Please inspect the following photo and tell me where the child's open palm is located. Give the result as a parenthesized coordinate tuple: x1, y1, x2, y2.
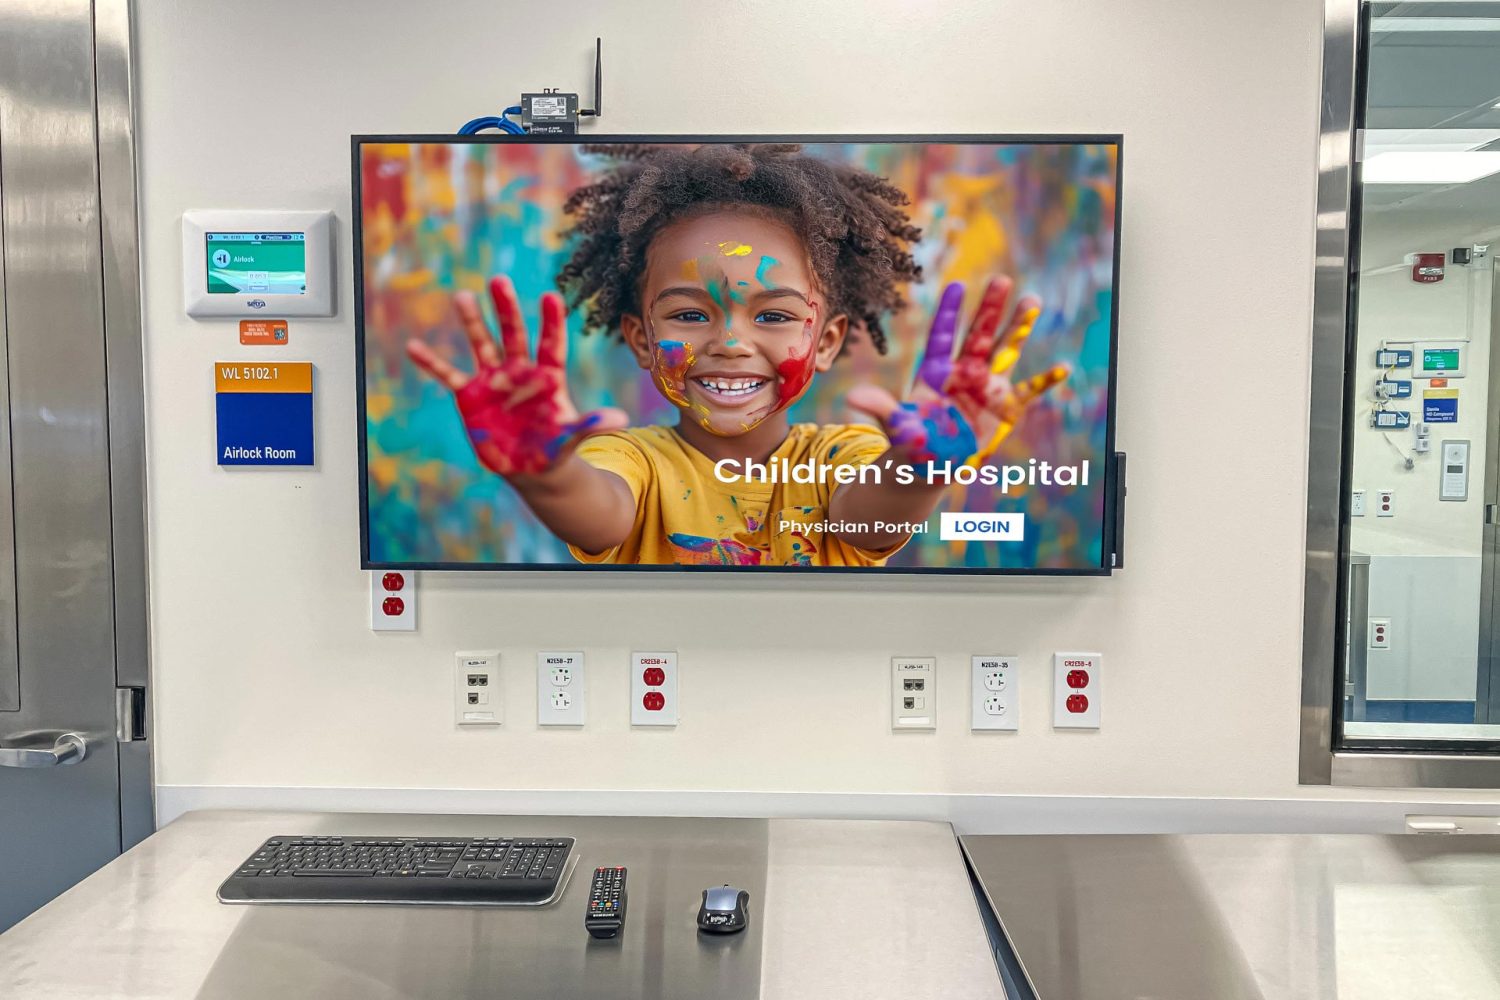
(848, 277, 1069, 468)
(406, 276, 628, 478)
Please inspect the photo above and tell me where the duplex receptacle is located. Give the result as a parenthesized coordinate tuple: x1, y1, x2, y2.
(971, 656, 1017, 732)
(631, 651, 678, 727)
(537, 651, 585, 726)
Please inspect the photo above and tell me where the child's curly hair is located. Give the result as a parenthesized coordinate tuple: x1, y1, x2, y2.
(556, 143, 923, 355)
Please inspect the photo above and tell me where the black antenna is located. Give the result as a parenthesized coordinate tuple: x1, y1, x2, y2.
(580, 37, 602, 117)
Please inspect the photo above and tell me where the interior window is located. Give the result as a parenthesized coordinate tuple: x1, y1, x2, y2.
(1341, 2, 1500, 745)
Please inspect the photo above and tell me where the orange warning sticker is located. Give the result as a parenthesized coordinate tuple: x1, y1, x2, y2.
(1430, 378, 1449, 388)
(239, 319, 289, 346)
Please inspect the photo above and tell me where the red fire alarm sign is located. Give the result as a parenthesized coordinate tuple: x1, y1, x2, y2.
(1411, 252, 1445, 283)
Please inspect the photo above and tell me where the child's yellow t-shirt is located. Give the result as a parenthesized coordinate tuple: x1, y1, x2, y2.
(569, 423, 899, 567)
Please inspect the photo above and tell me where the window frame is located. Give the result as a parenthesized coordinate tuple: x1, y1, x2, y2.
(1301, 0, 1500, 786)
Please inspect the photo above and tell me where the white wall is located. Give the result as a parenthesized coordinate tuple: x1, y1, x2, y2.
(135, 0, 1500, 824)
(1350, 214, 1497, 558)
(1348, 208, 1500, 702)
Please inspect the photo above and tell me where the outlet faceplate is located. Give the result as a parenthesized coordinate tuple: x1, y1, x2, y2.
(455, 651, 500, 726)
(371, 570, 416, 631)
(631, 651, 678, 727)
(971, 655, 1018, 731)
(1053, 652, 1101, 729)
(892, 657, 936, 731)
(537, 651, 585, 726)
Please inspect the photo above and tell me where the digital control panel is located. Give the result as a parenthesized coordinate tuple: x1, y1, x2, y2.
(183, 209, 334, 317)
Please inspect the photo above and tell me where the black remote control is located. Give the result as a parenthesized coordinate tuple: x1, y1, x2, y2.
(585, 866, 627, 938)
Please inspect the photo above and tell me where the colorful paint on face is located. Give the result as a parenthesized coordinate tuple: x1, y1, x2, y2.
(886, 400, 979, 467)
(754, 255, 780, 288)
(667, 532, 763, 566)
(651, 337, 696, 408)
(768, 304, 819, 415)
(704, 280, 729, 314)
(655, 251, 821, 437)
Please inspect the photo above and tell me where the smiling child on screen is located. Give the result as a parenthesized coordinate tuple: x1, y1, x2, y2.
(406, 143, 1066, 567)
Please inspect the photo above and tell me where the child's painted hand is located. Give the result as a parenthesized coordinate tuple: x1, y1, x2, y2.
(407, 276, 628, 478)
(847, 277, 1069, 469)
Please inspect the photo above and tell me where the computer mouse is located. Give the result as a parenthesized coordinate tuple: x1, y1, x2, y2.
(697, 884, 750, 934)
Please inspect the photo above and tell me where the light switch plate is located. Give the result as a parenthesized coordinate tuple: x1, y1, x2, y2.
(455, 651, 500, 726)
(631, 651, 678, 727)
(537, 651, 585, 726)
(971, 655, 1018, 731)
(1053, 652, 1101, 729)
(892, 657, 936, 731)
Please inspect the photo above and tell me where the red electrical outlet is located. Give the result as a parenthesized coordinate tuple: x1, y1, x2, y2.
(1054, 653, 1102, 729)
(631, 652, 678, 726)
(371, 570, 416, 631)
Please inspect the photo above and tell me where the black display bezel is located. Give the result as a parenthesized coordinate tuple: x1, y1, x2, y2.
(352, 133, 1124, 576)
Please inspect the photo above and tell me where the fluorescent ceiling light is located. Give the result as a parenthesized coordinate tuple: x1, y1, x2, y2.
(1363, 151, 1500, 185)
(1371, 17, 1500, 32)
(1361, 129, 1500, 156)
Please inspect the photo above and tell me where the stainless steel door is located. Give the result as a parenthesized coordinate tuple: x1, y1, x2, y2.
(0, 0, 152, 932)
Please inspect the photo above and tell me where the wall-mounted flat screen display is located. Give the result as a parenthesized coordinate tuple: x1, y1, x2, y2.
(355, 135, 1122, 574)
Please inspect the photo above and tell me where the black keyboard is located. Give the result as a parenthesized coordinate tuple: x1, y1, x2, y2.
(217, 835, 577, 906)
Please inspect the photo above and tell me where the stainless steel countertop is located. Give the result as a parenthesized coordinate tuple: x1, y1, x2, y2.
(962, 832, 1500, 1000)
(0, 810, 1000, 999)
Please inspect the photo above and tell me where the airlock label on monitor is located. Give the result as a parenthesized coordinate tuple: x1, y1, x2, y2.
(940, 513, 1025, 542)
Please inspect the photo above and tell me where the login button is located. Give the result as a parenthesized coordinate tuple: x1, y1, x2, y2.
(939, 513, 1025, 542)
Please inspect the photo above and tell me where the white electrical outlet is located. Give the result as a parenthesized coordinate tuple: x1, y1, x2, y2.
(1368, 618, 1391, 650)
(370, 570, 415, 631)
(1350, 489, 1366, 517)
(892, 657, 936, 731)
(1053, 652, 1101, 729)
(631, 651, 678, 727)
(537, 651, 585, 726)
(971, 655, 1018, 732)
(455, 651, 500, 726)
(1377, 489, 1395, 517)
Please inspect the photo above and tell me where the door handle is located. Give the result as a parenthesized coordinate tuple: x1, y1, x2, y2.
(0, 732, 88, 768)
